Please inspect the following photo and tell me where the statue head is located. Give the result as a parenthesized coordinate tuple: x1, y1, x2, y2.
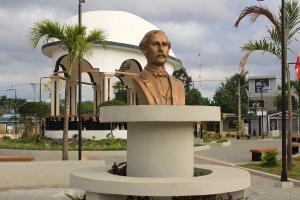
(139, 30, 171, 67)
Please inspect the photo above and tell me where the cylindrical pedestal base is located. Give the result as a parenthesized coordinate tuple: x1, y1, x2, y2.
(127, 122, 193, 177)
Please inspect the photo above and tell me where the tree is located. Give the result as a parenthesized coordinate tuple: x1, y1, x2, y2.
(19, 102, 50, 139)
(113, 81, 127, 104)
(80, 101, 94, 114)
(291, 79, 300, 108)
(185, 88, 210, 105)
(30, 19, 107, 160)
(173, 67, 192, 92)
(213, 73, 248, 117)
(234, 0, 300, 170)
(173, 67, 208, 105)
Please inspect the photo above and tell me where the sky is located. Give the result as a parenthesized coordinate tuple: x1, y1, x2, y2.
(0, 0, 298, 102)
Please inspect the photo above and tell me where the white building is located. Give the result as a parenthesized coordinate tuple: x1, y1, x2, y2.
(41, 10, 182, 138)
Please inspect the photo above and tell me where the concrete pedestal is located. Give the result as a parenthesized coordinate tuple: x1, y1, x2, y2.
(70, 106, 251, 199)
(100, 105, 220, 178)
(127, 122, 193, 177)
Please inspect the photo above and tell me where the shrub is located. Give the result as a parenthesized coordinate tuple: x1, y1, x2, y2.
(1, 135, 11, 141)
(261, 152, 277, 167)
(225, 132, 232, 137)
(216, 138, 228, 143)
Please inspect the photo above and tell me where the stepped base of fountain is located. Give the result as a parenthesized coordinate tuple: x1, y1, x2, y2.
(70, 106, 250, 200)
(70, 164, 250, 200)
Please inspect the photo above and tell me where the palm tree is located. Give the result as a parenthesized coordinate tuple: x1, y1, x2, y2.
(234, 0, 300, 170)
(30, 19, 107, 160)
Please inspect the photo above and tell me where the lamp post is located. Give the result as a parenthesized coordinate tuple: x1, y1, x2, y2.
(78, 0, 85, 161)
(6, 89, 17, 135)
(237, 79, 241, 139)
(280, 0, 288, 182)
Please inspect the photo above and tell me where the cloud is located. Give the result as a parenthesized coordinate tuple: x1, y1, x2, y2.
(0, 0, 297, 101)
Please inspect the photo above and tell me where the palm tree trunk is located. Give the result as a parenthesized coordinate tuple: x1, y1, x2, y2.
(286, 66, 293, 170)
(62, 77, 71, 160)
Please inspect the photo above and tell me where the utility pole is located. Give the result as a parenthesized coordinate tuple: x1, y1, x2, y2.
(30, 83, 38, 102)
(237, 80, 241, 139)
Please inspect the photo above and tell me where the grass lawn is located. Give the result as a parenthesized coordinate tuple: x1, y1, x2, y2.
(240, 156, 300, 181)
(0, 137, 127, 151)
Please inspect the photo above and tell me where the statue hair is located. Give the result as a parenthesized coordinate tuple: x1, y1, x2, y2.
(139, 30, 171, 52)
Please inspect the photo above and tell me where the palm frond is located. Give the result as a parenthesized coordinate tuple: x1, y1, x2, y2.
(86, 29, 107, 48)
(267, 27, 281, 46)
(234, 5, 281, 35)
(285, 0, 300, 44)
(241, 39, 281, 58)
(239, 52, 250, 74)
(29, 19, 64, 48)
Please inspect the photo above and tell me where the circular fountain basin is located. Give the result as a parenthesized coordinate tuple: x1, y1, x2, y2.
(70, 164, 250, 199)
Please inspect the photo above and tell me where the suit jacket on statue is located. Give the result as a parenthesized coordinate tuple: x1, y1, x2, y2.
(132, 67, 185, 105)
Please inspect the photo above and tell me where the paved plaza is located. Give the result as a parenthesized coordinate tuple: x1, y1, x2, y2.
(0, 138, 299, 200)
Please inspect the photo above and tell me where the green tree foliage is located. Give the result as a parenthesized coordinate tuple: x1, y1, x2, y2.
(185, 88, 210, 105)
(18, 102, 50, 139)
(0, 96, 26, 116)
(274, 93, 298, 111)
(291, 79, 300, 107)
(113, 81, 127, 104)
(79, 101, 94, 114)
(213, 73, 248, 116)
(173, 67, 209, 105)
(19, 102, 50, 119)
(172, 67, 192, 92)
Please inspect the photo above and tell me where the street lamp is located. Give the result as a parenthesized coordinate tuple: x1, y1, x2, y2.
(280, 0, 288, 183)
(6, 88, 17, 135)
(78, 0, 85, 161)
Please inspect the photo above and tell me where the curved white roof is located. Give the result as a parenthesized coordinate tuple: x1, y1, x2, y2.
(66, 10, 176, 57)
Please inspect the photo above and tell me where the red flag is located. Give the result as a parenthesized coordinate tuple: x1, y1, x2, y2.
(295, 55, 300, 79)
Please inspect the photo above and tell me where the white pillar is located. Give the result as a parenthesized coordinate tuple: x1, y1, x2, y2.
(99, 73, 114, 103)
(50, 75, 60, 116)
(93, 84, 101, 115)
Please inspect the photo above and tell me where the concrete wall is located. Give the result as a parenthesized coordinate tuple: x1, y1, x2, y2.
(0, 160, 105, 189)
(45, 129, 127, 139)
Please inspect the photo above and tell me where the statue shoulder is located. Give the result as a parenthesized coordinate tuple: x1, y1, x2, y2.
(170, 76, 184, 86)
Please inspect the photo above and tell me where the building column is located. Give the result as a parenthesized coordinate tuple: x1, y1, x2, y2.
(50, 75, 61, 116)
(127, 88, 136, 105)
(93, 84, 101, 115)
(99, 73, 114, 103)
(69, 80, 77, 117)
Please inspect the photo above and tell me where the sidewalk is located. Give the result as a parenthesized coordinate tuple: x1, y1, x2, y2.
(194, 138, 300, 200)
(0, 138, 299, 200)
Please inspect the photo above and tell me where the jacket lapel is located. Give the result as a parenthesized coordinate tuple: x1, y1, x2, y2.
(141, 71, 163, 104)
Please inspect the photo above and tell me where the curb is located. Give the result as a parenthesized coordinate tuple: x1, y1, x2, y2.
(235, 165, 300, 186)
(193, 145, 210, 152)
(194, 155, 300, 187)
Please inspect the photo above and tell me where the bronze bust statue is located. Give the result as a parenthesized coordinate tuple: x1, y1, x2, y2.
(132, 30, 185, 105)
